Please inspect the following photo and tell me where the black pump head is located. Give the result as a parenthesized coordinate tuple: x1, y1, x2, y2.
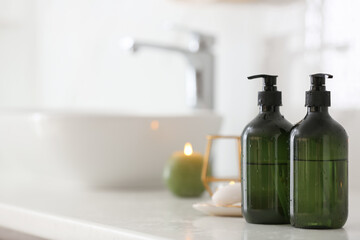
(247, 74, 282, 106)
(310, 73, 333, 90)
(248, 74, 278, 91)
(306, 73, 332, 107)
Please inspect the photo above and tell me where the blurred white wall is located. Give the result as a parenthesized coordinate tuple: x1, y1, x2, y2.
(0, 0, 40, 108)
(0, 0, 359, 190)
(0, 0, 306, 117)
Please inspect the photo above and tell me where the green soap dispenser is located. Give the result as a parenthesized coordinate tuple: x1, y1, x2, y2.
(290, 73, 348, 229)
(241, 74, 292, 224)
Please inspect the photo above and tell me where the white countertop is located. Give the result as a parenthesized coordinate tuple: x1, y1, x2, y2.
(0, 185, 358, 240)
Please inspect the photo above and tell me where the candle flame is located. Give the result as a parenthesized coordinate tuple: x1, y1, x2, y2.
(184, 142, 193, 156)
(229, 181, 235, 185)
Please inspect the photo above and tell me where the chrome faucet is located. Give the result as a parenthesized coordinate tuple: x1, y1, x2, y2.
(120, 27, 215, 110)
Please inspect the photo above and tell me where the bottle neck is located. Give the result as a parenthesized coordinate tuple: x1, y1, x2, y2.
(307, 106, 329, 114)
(259, 105, 280, 113)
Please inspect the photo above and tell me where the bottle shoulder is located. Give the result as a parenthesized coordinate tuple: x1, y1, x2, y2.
(242, 112, 293, 138)
(291, 113, 348, 139)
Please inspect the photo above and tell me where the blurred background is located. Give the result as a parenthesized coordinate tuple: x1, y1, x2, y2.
(0, 0, 359, 190)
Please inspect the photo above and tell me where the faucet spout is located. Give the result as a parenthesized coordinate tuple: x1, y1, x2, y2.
(120, 37, 189, 54)
(119, 31, 215, 110)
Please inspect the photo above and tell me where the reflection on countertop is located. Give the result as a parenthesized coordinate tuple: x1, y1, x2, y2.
(0, 184, 357, 240)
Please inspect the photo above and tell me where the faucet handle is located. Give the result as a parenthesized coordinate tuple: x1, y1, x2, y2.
(163, 23, 215, 51)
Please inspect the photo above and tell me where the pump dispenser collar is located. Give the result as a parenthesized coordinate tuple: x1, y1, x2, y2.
(248, 74, 282, 106)
(306, 73, 332, 107)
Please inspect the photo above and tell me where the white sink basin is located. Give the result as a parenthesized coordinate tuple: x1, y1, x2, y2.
(0, 110, 221, 188)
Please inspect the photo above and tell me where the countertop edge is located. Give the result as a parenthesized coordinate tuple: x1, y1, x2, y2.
(0, 202, 170, 240)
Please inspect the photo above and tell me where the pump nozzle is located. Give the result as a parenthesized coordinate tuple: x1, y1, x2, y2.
(248, 74, 278, 91)
(306, 73, 332, 107)
(247, 74, 281, 106)
(310, 73, 333, 87)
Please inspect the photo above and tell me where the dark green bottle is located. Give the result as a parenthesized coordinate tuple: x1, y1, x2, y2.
(290, 73, 348, 229)
(241, 74, 292, 224)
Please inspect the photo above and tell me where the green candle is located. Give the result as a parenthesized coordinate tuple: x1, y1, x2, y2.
(163, 143, 205, 197)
